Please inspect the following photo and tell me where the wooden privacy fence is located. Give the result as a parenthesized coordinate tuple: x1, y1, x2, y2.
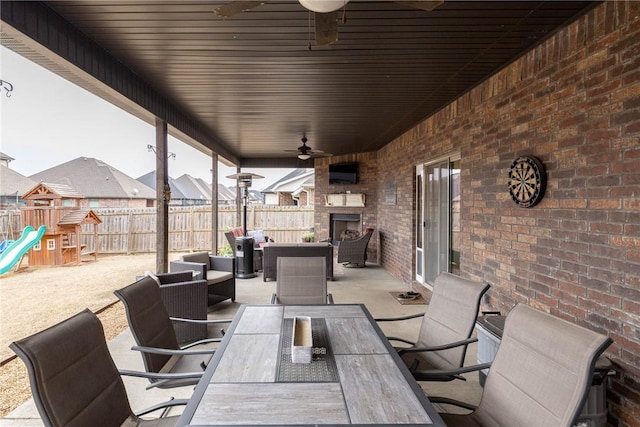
(0, 205, 314, 255)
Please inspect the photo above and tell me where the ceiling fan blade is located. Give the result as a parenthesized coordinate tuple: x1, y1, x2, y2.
(395, 1, 443, 12)
(315, 11, 339, 46)
(310, 151, 333, 158)
(214, 1, 265, 18)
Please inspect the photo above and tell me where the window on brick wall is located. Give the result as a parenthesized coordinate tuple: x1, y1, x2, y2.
(416, 155, 460, 287)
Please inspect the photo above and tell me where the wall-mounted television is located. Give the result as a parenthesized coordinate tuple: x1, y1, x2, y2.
(329, 162, 358, 184)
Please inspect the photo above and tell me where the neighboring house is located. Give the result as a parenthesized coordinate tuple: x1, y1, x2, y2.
(29, 157, 155, 208)
(228, 187, 264, 204)
(217, 184, 236, 205)
(262, 168, 314, 206)
(0, 153, 37, 207)
(138, 171, 237, 205)
(137, 171, 187, 206)
(174, 174, 212, 205)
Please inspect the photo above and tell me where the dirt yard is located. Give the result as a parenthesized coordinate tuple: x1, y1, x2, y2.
(0, 252, 185, 417)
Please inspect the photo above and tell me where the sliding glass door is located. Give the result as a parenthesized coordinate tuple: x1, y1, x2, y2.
(416, 155, 460, 287)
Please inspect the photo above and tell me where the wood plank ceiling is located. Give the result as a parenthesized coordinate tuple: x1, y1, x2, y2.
(36, 1, 596, 166)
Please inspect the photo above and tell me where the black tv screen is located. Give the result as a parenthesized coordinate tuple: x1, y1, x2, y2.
(329, 162, 358, 184)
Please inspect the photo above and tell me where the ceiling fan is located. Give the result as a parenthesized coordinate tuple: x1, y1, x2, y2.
(214, 1, 443, 47)
(285, 135, 331, 160)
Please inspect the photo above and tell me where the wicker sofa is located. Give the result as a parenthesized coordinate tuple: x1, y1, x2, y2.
(262, 242, 334, 282)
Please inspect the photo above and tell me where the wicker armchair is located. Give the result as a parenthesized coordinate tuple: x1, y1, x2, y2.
(337, 228, 374, 268)
(170, 252, 235, 306)
(155, 271, 208, 343)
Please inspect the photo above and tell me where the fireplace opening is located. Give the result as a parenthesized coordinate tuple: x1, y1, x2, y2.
(330, 214, 361, 246)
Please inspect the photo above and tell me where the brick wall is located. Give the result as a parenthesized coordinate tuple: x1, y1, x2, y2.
(314, 152, 379, 260)
(377, 2, 640, 425)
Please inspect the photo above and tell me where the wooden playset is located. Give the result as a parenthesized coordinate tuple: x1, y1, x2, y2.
(20, 182, 102, 266)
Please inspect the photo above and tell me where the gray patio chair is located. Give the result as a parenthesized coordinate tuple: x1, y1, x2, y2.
(424, 304, 613, 427)
(115, 277, 232, 390)
(10, 309, 188, 426)
(270, 256, 334, 304)
(337, 228, 373, 267)
(376, 272, 490, 381)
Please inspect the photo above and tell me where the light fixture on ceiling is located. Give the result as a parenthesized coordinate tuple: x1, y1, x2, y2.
(298, 153, 311, 160)
(298, 0, 349, 13)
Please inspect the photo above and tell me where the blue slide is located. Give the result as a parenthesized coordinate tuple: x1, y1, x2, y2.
(0, 225, 46, 275)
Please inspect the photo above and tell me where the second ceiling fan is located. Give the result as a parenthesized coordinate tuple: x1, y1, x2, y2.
(214, 1, 443, 47)
(285, 135, 331, 160)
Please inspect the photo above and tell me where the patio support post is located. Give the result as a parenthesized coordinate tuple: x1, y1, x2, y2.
(155, 118, 169, 273)
(211, 155, 218, 255)
(235, 166, 242, 227)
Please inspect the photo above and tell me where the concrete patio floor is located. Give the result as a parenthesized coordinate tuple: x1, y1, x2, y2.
(2, 262, 483, 425)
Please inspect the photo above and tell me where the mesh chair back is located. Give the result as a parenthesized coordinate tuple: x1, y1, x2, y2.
(275, 257, 327, 304)
(416, 272, 490, 371)
(474, 304, 612, 426)
(10, 309, 133, 427)
(115, 277, 180, 374)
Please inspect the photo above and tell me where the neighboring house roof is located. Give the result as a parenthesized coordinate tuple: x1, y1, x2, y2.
(0, 152, 15, 166)
(262, 168, 314, 194)
(230, 187, 264, 203)
(292, 175, 315, 198)
(174, 174, 212, 201)
(0, 164, 37, 197)
(137, 171, 239, 203)
(218, 184, 235, 202)
(30, 157, 155, 199)
(136, 171, 187, 199)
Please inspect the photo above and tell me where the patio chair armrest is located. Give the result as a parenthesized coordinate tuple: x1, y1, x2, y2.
(134, 398, 190, 417)
(180, 337, 224, 349)
(131, 345, 216, 356)
(428, 396, 478, 412)
(118, 369, 203, 381)
(375, 312, 425, 322)
(412, 361, 492, 381)
(327, 293, 334, 304)
(387, 336, 416, 346)
(169, 316, 232, 324)
(170, 260, 206, 278)
(397, 337, 478, 355)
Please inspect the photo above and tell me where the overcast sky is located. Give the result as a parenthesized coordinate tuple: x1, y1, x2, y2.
(0, 46, 290, 190)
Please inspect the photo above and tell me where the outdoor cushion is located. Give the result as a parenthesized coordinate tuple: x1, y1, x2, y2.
(206, 270, 233, 284)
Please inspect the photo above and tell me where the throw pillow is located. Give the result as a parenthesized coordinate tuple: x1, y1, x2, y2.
(248, 229, 266, 244)
(231, 227, 244, 237)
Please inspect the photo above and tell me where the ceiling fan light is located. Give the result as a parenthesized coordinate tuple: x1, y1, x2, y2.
(298, 153, 312, 160)
(298, 0, 349, 13)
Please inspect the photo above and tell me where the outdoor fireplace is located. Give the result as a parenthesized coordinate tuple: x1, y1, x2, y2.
(329, 214, 361, 245)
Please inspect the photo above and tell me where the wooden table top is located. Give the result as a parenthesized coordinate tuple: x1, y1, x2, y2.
(177, 304, 445, 426)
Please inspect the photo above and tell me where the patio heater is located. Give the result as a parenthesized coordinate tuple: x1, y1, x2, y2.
(227, 172, 263, 279)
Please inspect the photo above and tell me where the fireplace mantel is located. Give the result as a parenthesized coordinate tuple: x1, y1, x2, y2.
(325, 193, 365, 207)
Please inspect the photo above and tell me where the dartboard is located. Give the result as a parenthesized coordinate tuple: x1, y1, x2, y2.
(507, 156, 546, 208)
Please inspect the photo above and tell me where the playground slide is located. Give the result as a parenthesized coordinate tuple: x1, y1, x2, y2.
(0, 225, 47, 275)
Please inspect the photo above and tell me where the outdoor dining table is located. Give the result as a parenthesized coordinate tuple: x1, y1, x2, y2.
(176, 304, 446, 426)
